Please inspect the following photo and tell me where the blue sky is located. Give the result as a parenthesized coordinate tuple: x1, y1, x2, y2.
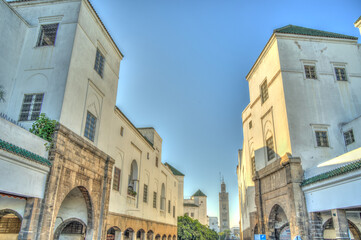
(90, 0, 361, 227)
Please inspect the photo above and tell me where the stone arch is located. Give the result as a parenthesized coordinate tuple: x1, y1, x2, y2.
(54, 186, 93, 240)
(54, 217, 86, 240)
(268, 204, 290, 240)
(323, 218, 361, 240)
(155, 234, 161, 240)
(160, 183, 166, 211)
(168, 234, 172, 240)
(147, 230, 154, 240)
(0, 209, 22, 236)
(124, 228, 135, 240)
(107, 226, 121, 240)
(253, 223, 259, 234)
(162, 234, 167, 240)
(173, 235, 176, 240)
(136, 228, 146, 240)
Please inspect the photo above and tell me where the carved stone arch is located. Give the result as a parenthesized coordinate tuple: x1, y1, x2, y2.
(147, 230, 154, 240)
(53, 217, 86, 240)
(162, 234, 167, 240)
(348, 219, 361, 240)
(136, 228, 146, 240)
(267, 204, 290, 240)
(173, 235, 176, 240)
(168, 234, 172, 240)
(155, 234, 161, 240)
(26, 73, 49, 90)
(0, 208, 23, 220)
(53, 186, 94, 239)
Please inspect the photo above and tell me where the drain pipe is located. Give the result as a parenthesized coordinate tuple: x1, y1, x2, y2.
(98, 156, 110, 240)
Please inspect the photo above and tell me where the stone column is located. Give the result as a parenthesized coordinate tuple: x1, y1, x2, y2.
(309, 212, 323, 240)
(18, 198, 42, 240)
(331, 209, 350, 240)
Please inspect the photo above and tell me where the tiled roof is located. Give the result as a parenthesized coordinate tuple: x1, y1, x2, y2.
(301, 159, 361, 186)
(192, 189, 206, 197)
(184, 203, 199, 208)
(165, 162, 184, 176)
(0, 138, 51, 166)
(274, 25, 358, 40)
(355, 16, 361, 24)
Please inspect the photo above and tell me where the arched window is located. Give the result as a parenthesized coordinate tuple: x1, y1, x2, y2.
(160, 183, 166, 211)
(128, 160, 138, 195)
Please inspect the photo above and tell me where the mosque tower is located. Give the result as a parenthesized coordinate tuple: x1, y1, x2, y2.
(219, 178, 230, 232)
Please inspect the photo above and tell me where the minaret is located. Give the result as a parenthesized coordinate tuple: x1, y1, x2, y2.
(219, 178, 230, 232)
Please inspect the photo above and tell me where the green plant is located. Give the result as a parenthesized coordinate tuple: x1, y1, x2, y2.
(127, 188, 137, 197)
(29, 113, 58, 150)
(178, 215, 218, 240)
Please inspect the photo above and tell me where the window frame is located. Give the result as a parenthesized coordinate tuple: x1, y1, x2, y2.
(304, 64, 317, 80)
(94, 48, 105, 78)
(260, 80, 269, 104)
(112, 167, 121, 191)
(19, 93, 44, 122)
(84, 111, 97, 142)
(36, 23, 59, 47)
(143, 184, 148, 203)
(332, 63, 348, 82)
(343, 129, 355, 146)
(315, 130, 329, 147)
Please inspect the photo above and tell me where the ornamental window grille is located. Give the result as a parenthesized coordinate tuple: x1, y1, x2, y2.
(343, 129, 355, 146)
(304, 65, 317, 79)
(315, 131, 329, 147)
(143, 184, 148, 203)
(94, 49, 105, 77)
(266, 136, 275, 161)
(260, 81, 269, 103)
(62, 221, 84, 234)
(84, 111, 96, 142)
(251, 156, 256, 175)
(0, 214, 21, 233)
(113, 167, 121, 191)
(335, 67, 347, 81)
(153, 192, 157, 208)
(37, 23, 59, 46)
(19, 93, 44, 121)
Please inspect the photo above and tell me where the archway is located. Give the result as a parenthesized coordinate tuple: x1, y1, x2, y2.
(124, 228, 135, 240)
(168, 234, 172, 240)
(0, 209, 22, 239)
(254, 224, 259, 235)
(173, 235, 176, 240)
(129, 160, 138, 193)
(136, 229, 145, 240)
(107, 226, 121, 240)
(54, 186, 93, 240)
(268, 205, 290, 240)
(147, 230, 154, 240)
(162, 234, 167, 240)
(323, 218, 361, 240)
(155, 234, 161, 240)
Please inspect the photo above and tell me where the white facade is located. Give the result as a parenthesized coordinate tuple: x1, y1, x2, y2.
(0, 0, 184, 237)
(183, 190, 208, 226)
(238, 21, 361, 239)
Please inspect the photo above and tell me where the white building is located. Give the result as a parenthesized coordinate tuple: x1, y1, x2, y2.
(209, 217, 219, 232)
(237, 20, 361, 240)
(183, 189, 208, 226)
(0, 0, 184, 239)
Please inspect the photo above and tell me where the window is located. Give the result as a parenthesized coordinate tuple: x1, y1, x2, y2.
(147, 152, 149, 159)
(173, 206, 175, 218)
(143, 184, 148, 203)
(335, 67, 347, 81)
(0, 214, 21, 233)
(168, 200, 171, 213)
(344, 129, 355, 146)
(84, 111, 97, 141)
(155, 157, 159, 167)
(315, 131, 329, 147)
(191, 213, 194, 217)
(19, 93, 44, 121)
(37, 23, 59, 46)
(249, 121, 252, 129)
(94, 48, 105, 77)
(304, 65, 317, 79)
(62, 221, 84, 234)
(153, 192, 157, 208)
(120, 126, 124, 136)
(266, 136, 275, 161)
(112, 167, 121, 191)
(260, 81, 268, 103)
